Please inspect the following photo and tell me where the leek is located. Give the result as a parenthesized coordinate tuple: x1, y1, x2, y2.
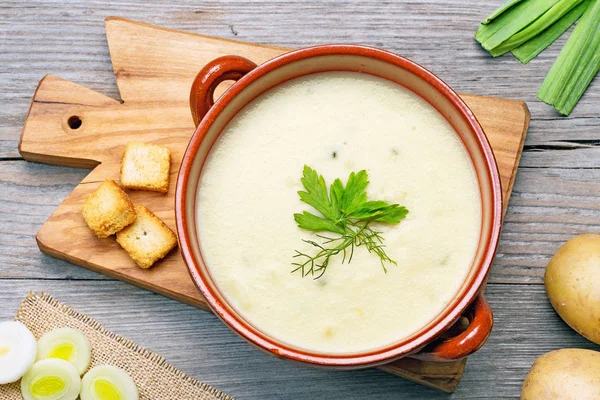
(482, 0, 528, 24)
(21, 359, 81, 400)
(36, 328, 92, 376)
(476, 0, 561, 51)
(538, 0, 600, 115)
(80, 365, 139, 400)
(490, 0, 586, 57)
(512, 0, 590, 63)
(0, 321, 37, 384)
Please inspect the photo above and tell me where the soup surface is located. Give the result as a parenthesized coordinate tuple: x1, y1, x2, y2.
(196, 72, 482, 354)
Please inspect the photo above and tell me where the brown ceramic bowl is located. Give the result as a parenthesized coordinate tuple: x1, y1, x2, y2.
(175, 45, 502, 368)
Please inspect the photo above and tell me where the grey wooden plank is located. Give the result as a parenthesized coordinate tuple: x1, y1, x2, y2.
(2, 160, 599, 283)
(0, 280, 596, 399)
(1, 2, 599, 399)
(0, 161, 110, 279)
(1, 0, 599, 164)
(520, 117, 600, 168)
(496, 166, 600, 283)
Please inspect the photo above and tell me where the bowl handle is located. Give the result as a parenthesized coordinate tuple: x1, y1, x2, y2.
(411, 293, 493, 362)
(189, 55, 258, 126)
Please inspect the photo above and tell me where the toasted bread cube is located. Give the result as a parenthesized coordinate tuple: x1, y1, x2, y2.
(120, 142, 171, 193)
(116, 205, 177, 268)
(82, 180, 137, 238)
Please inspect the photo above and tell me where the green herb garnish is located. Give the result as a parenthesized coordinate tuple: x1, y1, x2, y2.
(292, 165, 408, 279)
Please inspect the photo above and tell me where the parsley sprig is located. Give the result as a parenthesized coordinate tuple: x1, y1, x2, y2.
(293, 165, 408, 279)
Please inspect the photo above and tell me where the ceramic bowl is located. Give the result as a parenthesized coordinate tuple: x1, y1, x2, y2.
(175, 45, 502, 368)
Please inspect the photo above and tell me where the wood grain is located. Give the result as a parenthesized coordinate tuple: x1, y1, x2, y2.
(0, 281, 597, 399)
(4, 164, 599, 283)
(16, 18, 530, 392)
(21, 19, 526, 310)
(2, 1, 599, 399)
(1, 0, 598, 160)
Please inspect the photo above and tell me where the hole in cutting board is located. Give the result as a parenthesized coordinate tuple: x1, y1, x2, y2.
(67, 115, 82, 130)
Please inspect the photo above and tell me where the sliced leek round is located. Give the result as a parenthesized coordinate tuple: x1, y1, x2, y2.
(80, 365, 139, 400)
(0, 320, 37, 384)
(21, 358, 81, 400)
(37, 327, 91, 375)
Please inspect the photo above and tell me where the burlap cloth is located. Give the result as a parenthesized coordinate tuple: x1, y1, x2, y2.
(0, 292, 234, 400)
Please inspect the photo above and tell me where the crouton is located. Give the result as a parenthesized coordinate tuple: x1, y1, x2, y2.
(116, 205, 177, 268)
(120, 142, 171, 193)
(82, 180, 137, 238)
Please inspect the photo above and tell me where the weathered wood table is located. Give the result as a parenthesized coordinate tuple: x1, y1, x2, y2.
(1, 1, 598, 398)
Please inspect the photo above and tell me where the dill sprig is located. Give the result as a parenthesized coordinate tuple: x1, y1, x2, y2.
(292, 166, 408, 279)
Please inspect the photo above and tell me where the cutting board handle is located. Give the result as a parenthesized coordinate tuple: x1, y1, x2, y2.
(19, 75, 123, 168)
(413, 294, 493, 362)
(190, 56, 258, 126)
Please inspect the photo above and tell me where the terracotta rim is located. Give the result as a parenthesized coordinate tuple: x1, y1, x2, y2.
(176, 45, 503, 368)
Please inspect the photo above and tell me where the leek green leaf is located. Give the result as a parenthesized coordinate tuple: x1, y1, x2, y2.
(538, 0, 600, 115)
(482, 0, 528, 24)
(490, 0, 586, 56)
(476, 0, 561, 51)
(512, 0, 590, 63)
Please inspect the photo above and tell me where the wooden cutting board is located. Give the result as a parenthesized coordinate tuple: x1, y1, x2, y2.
(19, 17, 529, 393)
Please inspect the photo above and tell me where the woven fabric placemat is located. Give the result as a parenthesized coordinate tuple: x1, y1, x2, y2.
(0, 292, 234, 400)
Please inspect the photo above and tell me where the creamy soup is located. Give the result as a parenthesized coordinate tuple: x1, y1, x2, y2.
(196, 72, 481, 354)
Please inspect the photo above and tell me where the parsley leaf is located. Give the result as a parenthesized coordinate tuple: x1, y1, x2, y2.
(293, 165, 409, 278)
(351, 201, 409, 223)
(294, 211, 346, 235)
(297, 166, 341, 223)
(339, 170, 369, 215)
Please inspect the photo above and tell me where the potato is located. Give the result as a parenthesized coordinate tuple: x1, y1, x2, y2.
(521, 349, 600, 400)
(545, 234, 600, 344)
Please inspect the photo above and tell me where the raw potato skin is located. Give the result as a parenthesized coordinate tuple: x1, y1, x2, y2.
(521, 349, 600, 400)
(545, 234, 600, 345)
